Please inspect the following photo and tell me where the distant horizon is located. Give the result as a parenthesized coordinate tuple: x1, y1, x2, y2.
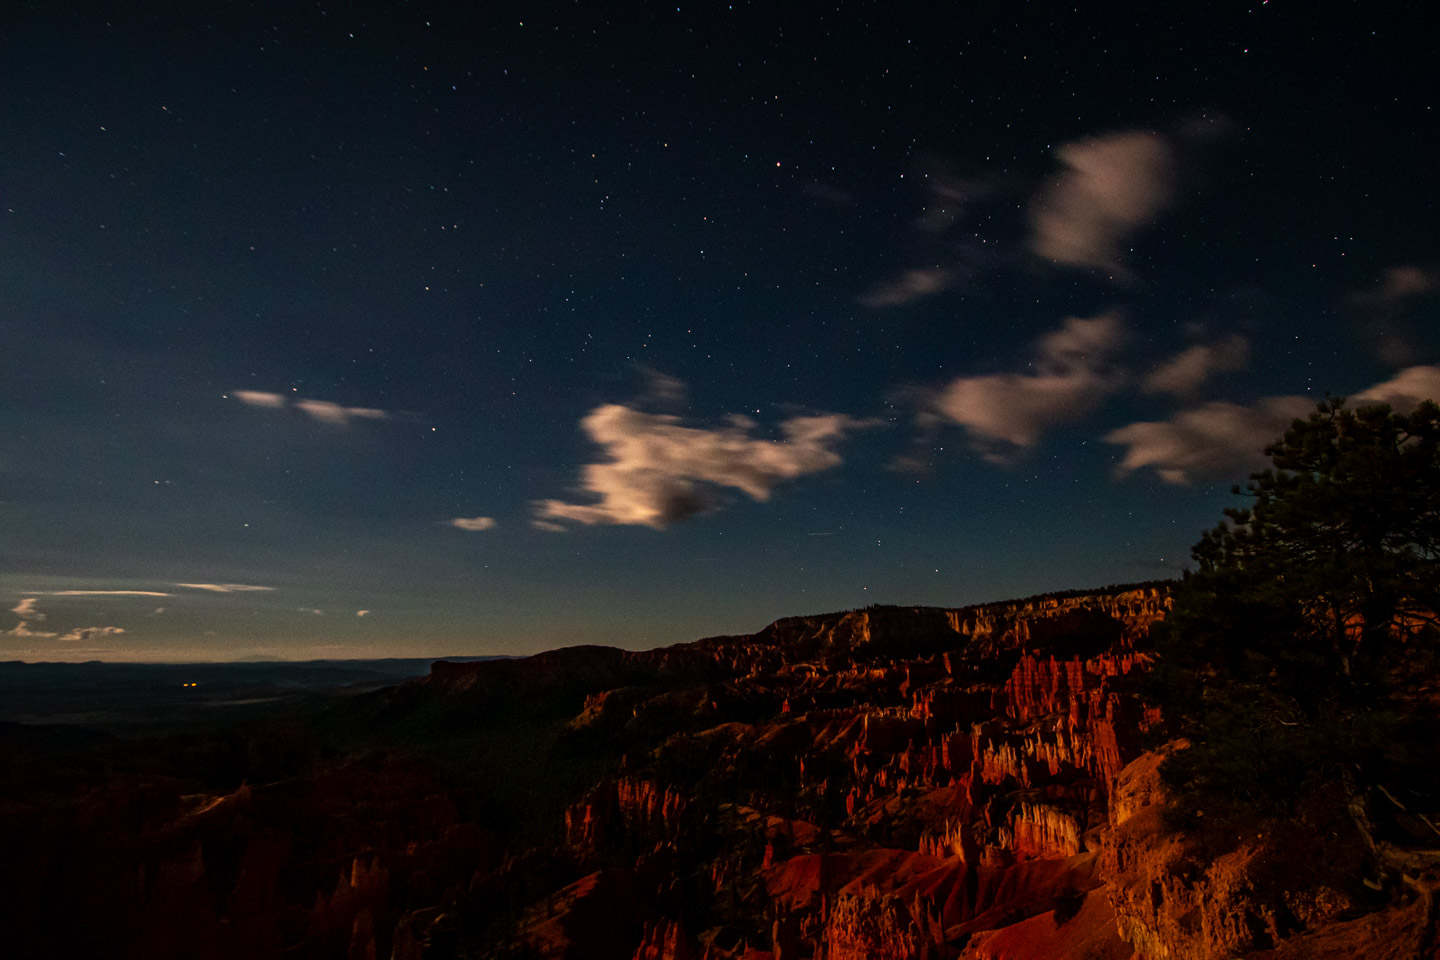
(1, 577, 1174, 664)
(0, 653, 514, 667)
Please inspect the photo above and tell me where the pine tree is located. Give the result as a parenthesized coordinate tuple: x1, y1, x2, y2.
(1156, 398, 1440, 821)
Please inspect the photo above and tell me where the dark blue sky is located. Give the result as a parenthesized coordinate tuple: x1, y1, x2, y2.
(3, 2, 1437, 661)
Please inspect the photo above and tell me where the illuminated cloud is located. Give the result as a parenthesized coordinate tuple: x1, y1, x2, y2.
(230, 390, 391, 425)
(3, 599, 124, 642)
(233, 390, 287, 408)
(1354, 365, 1440, 410)
(293, 398, 389, 426)
(57, 625, 126, 642)
(356, 609, 370, 617)
(4, 620, 57, 639)
(5, 598, 57, 638)
(534, 403, 870, 529)
(1143, 336, 1250, 396)
(450, 516, 498, 532)
(1105, 397, 1315, 485)
(1030, 131, 1174, 274)
(858, 267, 954, 308)
(932, 312, 1127, 462)
(12, 598, 44, 620)
(1106, 365, 1440, 484)
(175, 583, 276, 593)
(46, 590, 171, 597)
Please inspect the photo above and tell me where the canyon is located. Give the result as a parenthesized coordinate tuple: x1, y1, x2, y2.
(3, 584, 1435, 958)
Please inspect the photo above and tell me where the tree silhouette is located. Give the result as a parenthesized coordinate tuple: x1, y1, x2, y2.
(1156, 398, 1440, 824)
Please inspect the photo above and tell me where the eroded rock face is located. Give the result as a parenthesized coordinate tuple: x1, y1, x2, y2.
(432, 583, 1430, 960)
(16, 582, 1415, 959)
(1100, 744, 1395, 960)
(418, 587, 1175, 958)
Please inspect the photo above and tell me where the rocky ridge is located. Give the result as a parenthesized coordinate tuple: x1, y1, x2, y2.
(401, 583, 1432, 959)
(8, 583, 1432, 959)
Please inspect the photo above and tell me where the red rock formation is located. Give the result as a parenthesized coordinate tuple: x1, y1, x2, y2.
(631, 917, 694, 960)
(54, 582, 1412, 960)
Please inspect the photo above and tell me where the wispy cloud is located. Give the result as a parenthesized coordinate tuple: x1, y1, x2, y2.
(4, 598, 124, 643)
(930, 312, 1127, 462)
(858, 267, 955, 308)
(1355, 365, 1440, 411)
(1106, 365, 1440, 484)
(1029, 131, 1175, 275)
(175, 583, 276, 593)
(1364, 265, 1439, 307)
(4, 620, 57, 639)
(450, 516, 498, 532)
(46, 590, 171, 597)
(57, 626, 126, 642)
(230, 390, 391, 426)
(534, 402, 871, 529)
(1350, 266, 1440, 367)
(1105, 397, 1315, 485)
(12, 598, 44, 620)
(636, 366, 689, 406)
(4, 598, 57, 639)
(293, 399, 389, 426)
(233, 390, 287, 408)
(1143, 336, 1250, 396)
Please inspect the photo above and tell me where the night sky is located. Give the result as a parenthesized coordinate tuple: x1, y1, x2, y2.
(3, 2, 1437, 661)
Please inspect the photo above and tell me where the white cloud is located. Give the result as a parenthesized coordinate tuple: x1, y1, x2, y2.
(1030, 131, 1175, 274)
(932, 312, 1127, 461)
(1105, 365, 1440, 484)
(1353, 365, 1440, 411)
(175, 583, 275, 593)
(1105, 396, 1315, 485)
(4, 599, 131, 644)
(638, 366, 689, 405)
(4, 620, 57, 639)
(5, 599, 56, 638)
(1143, 336, 1250, 396)
(57, 626, 125, 642)
(450, 516, 498, 532)
(231, 390, 391, 426)
(11, 598, 44, 620)
(46, 590, 170, 597)
(233, 390, 287, 408)
(293, 398, 390, 426)
(534, 402, 870, 529)
(858, 267, 954, 308)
